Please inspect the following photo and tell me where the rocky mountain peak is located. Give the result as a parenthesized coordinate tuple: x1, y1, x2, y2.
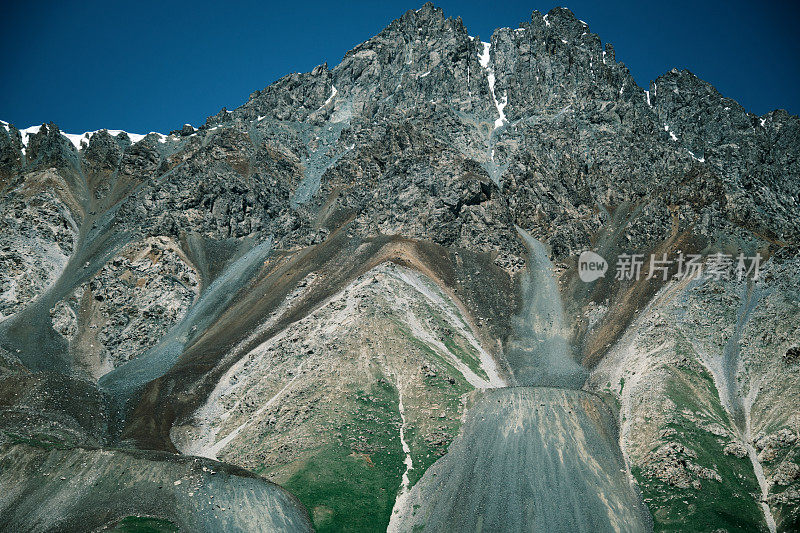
(397, 2, 447, 28)
(533, 7, 590, 37)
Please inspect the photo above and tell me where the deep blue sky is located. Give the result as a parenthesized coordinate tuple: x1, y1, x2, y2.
(2, 1, 798, 134)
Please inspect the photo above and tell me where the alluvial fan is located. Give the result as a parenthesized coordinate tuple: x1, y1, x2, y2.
(389, 387, 651, 533)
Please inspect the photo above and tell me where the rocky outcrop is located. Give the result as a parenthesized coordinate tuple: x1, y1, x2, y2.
(169, 262, 506, 530)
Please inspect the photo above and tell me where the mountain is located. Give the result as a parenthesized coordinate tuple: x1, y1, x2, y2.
(1, 4, 798, 532)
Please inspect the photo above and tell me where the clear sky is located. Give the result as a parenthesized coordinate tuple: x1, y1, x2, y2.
(2, 0, 798, 134)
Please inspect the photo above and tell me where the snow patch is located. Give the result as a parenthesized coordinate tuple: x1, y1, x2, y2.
(493, 92, 508, 129)
(478, 41, 491, 68)
(324, 85, 337, 106)
(663, 124, 678, 142)
(10, 121, 160, 153)
(687, 150, 705, 163)
(477, 42, 508, 130)
(19, 125, 42, 155)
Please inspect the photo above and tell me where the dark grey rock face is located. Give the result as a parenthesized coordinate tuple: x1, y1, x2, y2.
(390, 387, 651, 532)
(0, 371, 107, 448)
(1, 6, 795, 280)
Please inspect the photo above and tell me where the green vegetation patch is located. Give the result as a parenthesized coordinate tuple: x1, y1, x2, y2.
(107, 516, 179, 533)
(280, 378, 405, 532)
(402, 381, 469, 487)
(5, 431, 71, 450)
(634, 362, 766, 532)
(633, 463, 764, 533)
(424, 305, 488, 381)
(391, 319, 471, 391)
